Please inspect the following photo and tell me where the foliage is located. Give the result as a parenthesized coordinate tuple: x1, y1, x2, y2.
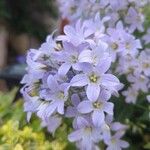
(0, 0, 58, 40)
(0, 89, 71, 150)
(0, 86, 149, 150)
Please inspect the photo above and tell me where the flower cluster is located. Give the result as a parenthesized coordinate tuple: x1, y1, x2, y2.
(57, 0, 150, 105)
(57, 0, 148, 32)
(21, 0, 150, 150)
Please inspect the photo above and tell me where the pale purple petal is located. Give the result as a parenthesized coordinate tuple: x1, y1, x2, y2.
(58, 63, 71, 76)
(71, 94, 80, 106)
(97, 58, 111, 74)
(87, 84, 100, 101)
(57, 101, 65, 114)
(27, 112, 32, 122)
(76, 116, 89, 128)
(77, 101, 93, 113)
(78, 50, 92, 63)
(56, 35, 68, 41)
(99, 89, 111, 101)
(71, 74, 88, 86)
(72, 63, 82, 71)
(66, 106, 77, 117)
(45, 103, 57, 117)
(47, 75, 58, 91)
(46, 116, 62, 135)
(119, 140, 129, 148)
(111, 122, 128, 131)
(82, 136, 93, 150)
(101, 74, 120, 86)
(64, 25, 76, 37)
(80, 63, 93, 73)
(103, 102, 114, 115)
(68, 130, 82, 142)
(92, 110, 104, 127)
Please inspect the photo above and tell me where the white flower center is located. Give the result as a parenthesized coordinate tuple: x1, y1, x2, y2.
(143, 63, 150, 68)
(125, 42, 131, 50)
(57, 91, 65, 100)
(111, 42, 118, 50)
(84, 127, 92, 135)
(93, 102, 103, 109)
(70, 55, 77, 63)
(89, 74, 99, 83)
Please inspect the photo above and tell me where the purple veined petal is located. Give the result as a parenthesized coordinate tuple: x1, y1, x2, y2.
(111, 122, 128, 131)
(85, 39, 96, 46)
(84, 29, 94, 38)
(77, 101, 93, 114)
(77, 43, 89, 52)
(79, 63, 93, 74)
(76, 116, 89, 128)
(57, 101, 65, 114)
(114, 131, 125, 139)
(119, 140, 129, 148)
(107, 146, 121, 150)
(101, 74, 120, 86)
(86, 84, 100, 101)
(63, 42, 74, 53)
(72, 63, 82, 71)
(21, 74, 30, 84)
(75, 19, 82, 33)
(45, 103, 57, 117)
(105, 114, 113, 125)
(60, 83, 70, 97)
(116, 21, 124, 30)
(91, 128, 102, 142)
(72, 118, 78, 129)
(92, 110, 104, 127)
(58, 63, 71, 76)
(97, 40, 108, 51)
(27, 112, 32, 122)
(101, 124, 111, 141)
(99, 89, 111, 101)
(47, 75, 58, 91)
(96, 58, 111, 74)
(103, 102, 114, 115)
(71, 94, 80, 106)
(65, 106, 77, 118)
(64, 25, 76, 37)
(135, 39, 142, 49)
(82, 136, 93, 150)
(71, 74, 88, 87)
(37, 103, 48, 118)
(47, 116, 62, 135)
(78, 50, 92, 63)
(56, 35, 68, 41)
(68, 129, 82, 142)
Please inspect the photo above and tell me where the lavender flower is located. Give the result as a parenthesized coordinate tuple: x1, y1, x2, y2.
(41, 115, 62, 135)
(77, 90, 113, 126)
(125, 7, 144, 32)
(105, 132, 129, 150)
(21, 1, 150, 149)
(58, 42, 88, 76)
(71, 59, 120, 101)
(57, 20, 92, 46)
(68, 117, 102, 150)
